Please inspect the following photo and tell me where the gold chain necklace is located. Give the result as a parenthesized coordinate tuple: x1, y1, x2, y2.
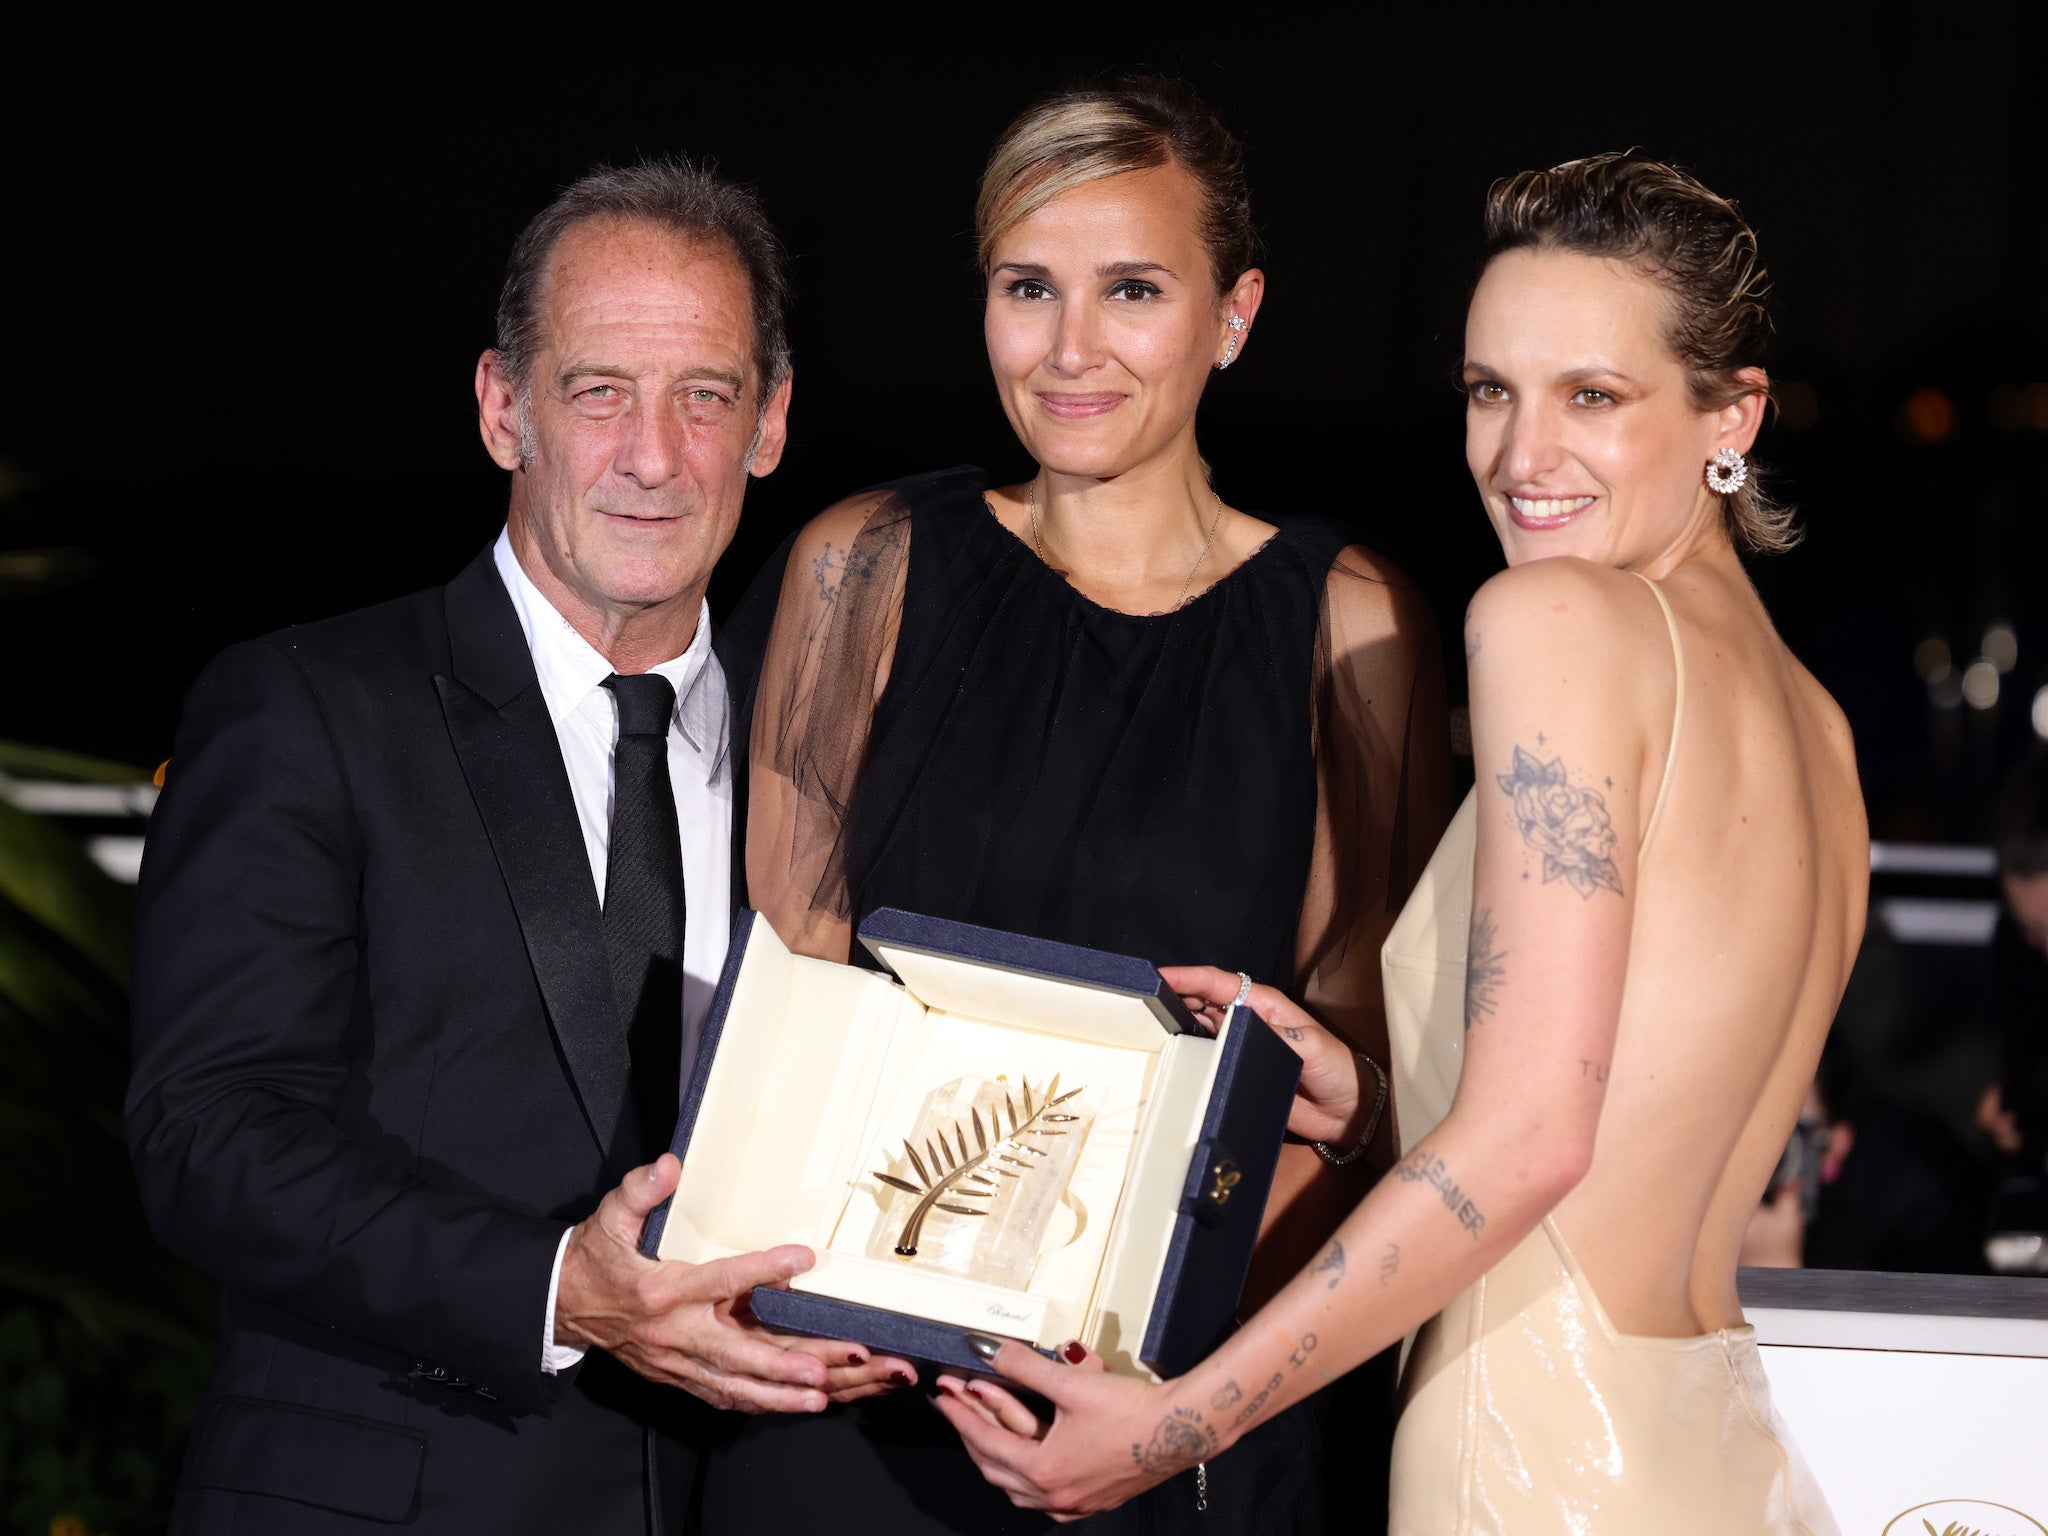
(1026, 476, 1228, 614)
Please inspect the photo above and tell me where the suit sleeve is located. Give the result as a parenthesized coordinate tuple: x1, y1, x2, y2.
(126, 637, 568, 1412)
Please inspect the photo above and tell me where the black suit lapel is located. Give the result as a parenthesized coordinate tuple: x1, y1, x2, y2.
(436, 549, 626, 1163)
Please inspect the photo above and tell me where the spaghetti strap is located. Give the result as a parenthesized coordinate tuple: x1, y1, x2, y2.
(1633, 573, 1685, 855)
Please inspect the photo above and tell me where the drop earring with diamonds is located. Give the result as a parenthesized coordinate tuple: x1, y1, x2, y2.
(1217, 314, 1247, 369)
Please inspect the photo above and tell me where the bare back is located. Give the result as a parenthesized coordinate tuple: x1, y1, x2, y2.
(1556, 561, 1867, 1335)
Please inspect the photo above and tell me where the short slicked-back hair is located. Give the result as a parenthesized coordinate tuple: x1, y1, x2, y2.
(1483, 153, 1795, 554)
(495, 159, 791, 401)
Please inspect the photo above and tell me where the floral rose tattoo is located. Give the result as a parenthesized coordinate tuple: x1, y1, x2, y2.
(1497, 745, 1623, 899)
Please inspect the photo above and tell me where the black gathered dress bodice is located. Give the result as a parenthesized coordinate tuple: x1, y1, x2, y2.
(844, 465, 1342, 986)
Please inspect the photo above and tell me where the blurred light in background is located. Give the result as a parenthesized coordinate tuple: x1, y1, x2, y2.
(1983, 622, 2018, 674)
(1777, 381, 1819, 431)
(1961, 658, 2000, 710)
(1899, 387, 1959, 445)
(1915, 637, 1953, 680)
(1989, 386, 2028, 432)
(2034, 686, 2048, 740)
(1930, 667, 1965, 709)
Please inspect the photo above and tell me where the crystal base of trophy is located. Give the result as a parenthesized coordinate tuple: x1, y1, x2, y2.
(864, 1074, 1095, 1289)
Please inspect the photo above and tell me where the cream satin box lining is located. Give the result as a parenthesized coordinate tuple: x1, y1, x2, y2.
(653, 915, 1234, 1377)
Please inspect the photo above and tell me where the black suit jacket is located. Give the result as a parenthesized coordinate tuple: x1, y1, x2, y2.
(128, 547, 735, 1533)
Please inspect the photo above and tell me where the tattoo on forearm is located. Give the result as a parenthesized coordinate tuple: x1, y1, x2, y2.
(1287, 1332, 1319, 1371)
(1211, 1379, 1242, 1411)
(1229, 1371, 1285, 1431)
(1579, 1058, 1609, 1083)
(1394, 1149, 1487, 1238)
(1131, 1406, 1219, 1475)
(1379, 1242, 1400, 1285)
(1222, 1328, 1327, 1436)
(1465, 908, 1506, 1030)
(1497, 745, 1623, 899)
(1311, 1241, 1345, 1290)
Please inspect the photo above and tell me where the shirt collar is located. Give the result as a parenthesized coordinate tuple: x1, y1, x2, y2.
(491, 526, 723, 758)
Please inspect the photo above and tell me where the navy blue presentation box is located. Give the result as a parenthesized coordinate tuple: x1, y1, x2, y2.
(640, 907, 1300, 1383)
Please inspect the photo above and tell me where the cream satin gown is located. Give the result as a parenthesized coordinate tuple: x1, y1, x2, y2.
(1379, 576, 1838, 1535)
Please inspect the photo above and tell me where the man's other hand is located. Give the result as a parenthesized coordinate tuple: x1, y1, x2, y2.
(555, 1153, 831, 1413)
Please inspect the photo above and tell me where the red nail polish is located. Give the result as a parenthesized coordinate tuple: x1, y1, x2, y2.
(1061, 1340, 1088, 1364)
(890, 1370, 912, 1386)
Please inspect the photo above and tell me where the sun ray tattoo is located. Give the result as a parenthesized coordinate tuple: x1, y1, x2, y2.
(1465, 908, 1505, 1030)
(1496, 745, 1623, 899)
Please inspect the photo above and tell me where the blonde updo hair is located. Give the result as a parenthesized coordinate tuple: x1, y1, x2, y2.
(976, 75, 1255, 296)
(1484, 153, 1798, 554)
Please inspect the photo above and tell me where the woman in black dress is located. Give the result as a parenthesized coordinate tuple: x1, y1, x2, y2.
(701, 76, 1449, 1536)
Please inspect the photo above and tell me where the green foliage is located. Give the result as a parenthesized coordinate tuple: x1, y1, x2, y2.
(0, 747, 214, 1534)
(0, 1301, 210, 1535)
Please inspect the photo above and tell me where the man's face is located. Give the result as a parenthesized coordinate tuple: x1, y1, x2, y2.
(482, 217, 789, 631)
(2004, 870, 2048, 954)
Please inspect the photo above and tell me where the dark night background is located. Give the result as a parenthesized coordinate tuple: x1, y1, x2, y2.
(2, 19, 2045, 1533)
(4, 21, 2046, 830)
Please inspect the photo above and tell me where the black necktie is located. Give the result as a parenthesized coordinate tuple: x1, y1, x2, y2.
(601, 672, 686, 1164)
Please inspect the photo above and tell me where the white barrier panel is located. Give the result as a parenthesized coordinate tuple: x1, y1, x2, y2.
(1740, 1269, 2048, 1533)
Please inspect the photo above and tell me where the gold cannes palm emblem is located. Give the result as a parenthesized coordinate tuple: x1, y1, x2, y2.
(872, 1075, 1085, 1257)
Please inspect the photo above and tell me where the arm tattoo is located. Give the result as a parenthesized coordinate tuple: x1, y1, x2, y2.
(804, 538, 889, 644)
(1131, 1407, 1219, 1475)
(1211, 1379, 1242, 1410)
(1287, 1332, 1319, 1371)
(1228, 1372, 1286, 1431)
(1379, 1242, 1400, 1285)
(1223, 1330, 1327, 1435)
(1394, 1149, 1487, 1238)
(1496, 745, 1623, 899)
(1465, 908, 1506, 1030)
(1579, 1058, 1609, 1084)
(1310, 1240, 1345, 1290)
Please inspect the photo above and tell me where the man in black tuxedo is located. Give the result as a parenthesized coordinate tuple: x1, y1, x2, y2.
(127, 163, 884, 1533)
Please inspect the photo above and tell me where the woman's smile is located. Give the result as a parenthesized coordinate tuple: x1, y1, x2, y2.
(1506, 493, 1597, 529)
(1035, 391, 1126, 420)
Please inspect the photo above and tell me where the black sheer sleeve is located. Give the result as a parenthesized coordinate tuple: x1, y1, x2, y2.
(1294, 546, 1453, 1069)
(746, 489, 912, 961)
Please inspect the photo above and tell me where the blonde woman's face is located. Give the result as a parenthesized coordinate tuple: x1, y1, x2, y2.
(1462, 248, 1734, 569)
(984, 163, 1241, 480)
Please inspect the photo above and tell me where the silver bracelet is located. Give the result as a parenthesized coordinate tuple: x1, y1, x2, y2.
(1313, 1051, 1389, 1166)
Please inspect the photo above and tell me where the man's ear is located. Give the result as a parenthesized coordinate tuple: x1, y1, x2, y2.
(476, 350, 526, 471)
(747, 369, 795, 478)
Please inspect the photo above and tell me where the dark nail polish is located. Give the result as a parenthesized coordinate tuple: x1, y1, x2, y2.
(1061, 1339, 1088, 1364)
(890, 1370, 913, 1386)
(964, 1332, 1003, 1362)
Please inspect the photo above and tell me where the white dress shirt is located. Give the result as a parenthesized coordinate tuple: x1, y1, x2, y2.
(491, 529, 734, 1372)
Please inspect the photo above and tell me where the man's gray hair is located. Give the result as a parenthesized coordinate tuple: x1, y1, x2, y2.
(495, 159, 793, 403)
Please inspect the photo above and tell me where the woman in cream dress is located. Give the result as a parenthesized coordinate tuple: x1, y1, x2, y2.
(934, 154, 1864, 1535)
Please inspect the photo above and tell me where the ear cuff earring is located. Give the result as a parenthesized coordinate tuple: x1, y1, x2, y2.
(1218, 314, 1247, 369)
(1705, 447, 1748, 495)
